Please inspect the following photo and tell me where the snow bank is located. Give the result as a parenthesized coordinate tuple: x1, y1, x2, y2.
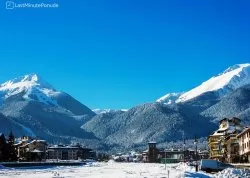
(0, 165, 6, 169)
(176, 162, 212, 178)
(176, 162, 195, 172)
(213, 168, 250, 178)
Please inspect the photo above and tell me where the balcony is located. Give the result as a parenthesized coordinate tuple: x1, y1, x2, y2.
(211, 148, 220, 151)
(210, 150, 222, 156)
(208, 138, 219, 142)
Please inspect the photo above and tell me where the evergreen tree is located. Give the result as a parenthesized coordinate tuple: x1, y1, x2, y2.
(0, 133, 11, 161)
(0, 134, 7, 161)
(7, 131, 17, 161)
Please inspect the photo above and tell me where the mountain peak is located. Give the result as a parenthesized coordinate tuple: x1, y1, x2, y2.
(219, 63, 250, 76)
(0, 73, 53, 91)
(158, 63, 250, 104)
(0, 74, 59, 105)
(21, 73, 39, 82)
(177, 63, 250, 102)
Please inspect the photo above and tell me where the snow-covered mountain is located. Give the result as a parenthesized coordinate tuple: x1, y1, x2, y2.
(0, 74, 60, 106)
(0, 73, 96, 117)
(2, 64, 250, 151)
(158, 63, 250, 104)
(0, 74, 107, 149)
(82, 63, 250, 149)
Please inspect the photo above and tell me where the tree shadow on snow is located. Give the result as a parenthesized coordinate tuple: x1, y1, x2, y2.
(184, 172, 211, 178)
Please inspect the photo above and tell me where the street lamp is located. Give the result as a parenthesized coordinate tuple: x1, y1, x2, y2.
(183, 138, 186, 162)
(164, 149, 167, 170)
(164, 148, 170, 178)
(194, 135, 198, 172)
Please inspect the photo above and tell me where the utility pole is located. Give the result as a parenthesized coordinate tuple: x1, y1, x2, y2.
(183, 131, 185, 162)
(194, 135, 198, 172)
(183, 138, 186, 162)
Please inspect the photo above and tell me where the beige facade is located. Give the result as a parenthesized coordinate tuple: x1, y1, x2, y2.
(15, 137, 47, 161)
(208, 134, 223, 160)
(208, 117, 243, 162)
(224, 134, 239, 163)
(237, 127, 250, 162)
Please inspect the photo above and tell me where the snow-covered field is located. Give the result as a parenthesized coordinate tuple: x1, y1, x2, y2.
(0, 161, 249, 178)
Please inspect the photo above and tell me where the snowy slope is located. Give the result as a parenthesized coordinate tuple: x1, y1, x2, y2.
(156, 92, 182, 104)
(92, 109, 115, 114)
(0, 74, 61, 106)
(92, 108, 128, 114)
(158, 63, 250, 104)
(0, 74, 98, 146)
(177, 63, 250, 102)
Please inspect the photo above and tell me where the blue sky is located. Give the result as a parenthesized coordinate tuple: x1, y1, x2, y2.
(0, 0, 249, 109)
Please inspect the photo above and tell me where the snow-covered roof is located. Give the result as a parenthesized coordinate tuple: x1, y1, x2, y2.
(14, 141, 23, 146)
(148, 141, 156, 144)
(227, 126, 237, 134)
(48, 145, 78, 149)
(211, 131, 224, 136)
(217, 127, 228, 131)
(211, 117, 243, 136)
(29, 149, 44, 153)
(30, 140, 46, 143)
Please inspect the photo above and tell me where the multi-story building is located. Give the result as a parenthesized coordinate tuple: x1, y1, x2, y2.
(159, 149, 184, 163)
(147, 141, 159, 163)
(208, 132, 224, 160)
(237, 127, 250, 162)
(142, 142, 159, 163)
(224, 134, 240, 163)
(15, 137, 47, 161)
(208, 117, 243, 162)
(47, 145, 78, 160)
(47, 144, 95, 160)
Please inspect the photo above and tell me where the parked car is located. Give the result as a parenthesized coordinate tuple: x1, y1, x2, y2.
(200, 159, 234, 172)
